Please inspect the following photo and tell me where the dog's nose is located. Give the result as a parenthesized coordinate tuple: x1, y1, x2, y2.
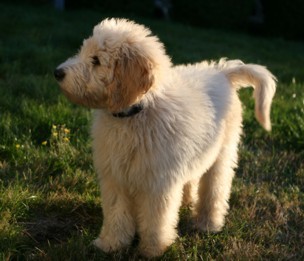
(54, 68, 65, 81)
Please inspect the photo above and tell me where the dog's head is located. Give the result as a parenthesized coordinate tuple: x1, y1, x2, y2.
(54, 18, 171, 112)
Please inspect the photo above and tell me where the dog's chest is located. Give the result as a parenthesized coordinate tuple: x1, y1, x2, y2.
(91, 104, 225, 189)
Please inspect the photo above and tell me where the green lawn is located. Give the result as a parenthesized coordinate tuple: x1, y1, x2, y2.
(0, 2, 303, 260)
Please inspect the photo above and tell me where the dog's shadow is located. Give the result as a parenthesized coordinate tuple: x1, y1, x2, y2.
(19, 198, 101, 245)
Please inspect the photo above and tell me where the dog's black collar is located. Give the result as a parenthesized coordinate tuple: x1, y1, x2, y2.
(112, 103, 144, 118)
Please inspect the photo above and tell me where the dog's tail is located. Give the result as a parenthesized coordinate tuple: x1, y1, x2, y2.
(220, 59, 276, 131)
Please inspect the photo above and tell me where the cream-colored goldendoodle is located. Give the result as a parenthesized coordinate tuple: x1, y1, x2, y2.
(54, 18, 276, 257)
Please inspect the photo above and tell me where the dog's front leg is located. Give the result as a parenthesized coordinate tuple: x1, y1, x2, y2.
(136, 183, 183, 258)
(93, 176, 135, 252)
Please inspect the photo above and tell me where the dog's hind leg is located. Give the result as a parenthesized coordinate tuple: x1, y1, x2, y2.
(194, 146, 238, 232)
(93, 177, 135, 252)
(194, 97, 242, 232)
(182, 178, 199, 207)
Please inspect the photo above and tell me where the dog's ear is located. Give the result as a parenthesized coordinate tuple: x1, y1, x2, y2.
(106, 49, 154, 112)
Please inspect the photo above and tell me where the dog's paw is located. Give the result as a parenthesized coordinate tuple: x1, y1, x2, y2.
(139, 235, 177, 258)
(93, 237, 122, 253)
(93, 237, 112, 253)
(139, 243, 168, 258)
(194, 217, 224, 233)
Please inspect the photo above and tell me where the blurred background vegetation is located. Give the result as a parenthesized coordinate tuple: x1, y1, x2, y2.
(4, 0, 304, 40)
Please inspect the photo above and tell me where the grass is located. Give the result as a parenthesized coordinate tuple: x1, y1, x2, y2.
(0, 2, 303, 260)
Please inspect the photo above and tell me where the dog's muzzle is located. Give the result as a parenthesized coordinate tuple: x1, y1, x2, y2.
(54, 68, 66, 82)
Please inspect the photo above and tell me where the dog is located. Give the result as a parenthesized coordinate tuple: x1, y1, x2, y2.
(54, 18, 276, 257)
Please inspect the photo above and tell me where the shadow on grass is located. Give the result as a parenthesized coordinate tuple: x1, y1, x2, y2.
(20, 199, 102, 244)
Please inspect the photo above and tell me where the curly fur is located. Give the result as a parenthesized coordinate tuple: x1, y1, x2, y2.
(55, 18, 276, 257)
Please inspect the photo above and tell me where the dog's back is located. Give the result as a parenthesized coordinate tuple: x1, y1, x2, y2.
(174, 59, 276, 130)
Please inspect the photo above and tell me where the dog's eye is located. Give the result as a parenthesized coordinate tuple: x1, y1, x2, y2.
(91, 56, 100, 66)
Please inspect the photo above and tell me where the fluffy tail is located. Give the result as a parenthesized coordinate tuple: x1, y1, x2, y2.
(220, 59, 277, 131)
